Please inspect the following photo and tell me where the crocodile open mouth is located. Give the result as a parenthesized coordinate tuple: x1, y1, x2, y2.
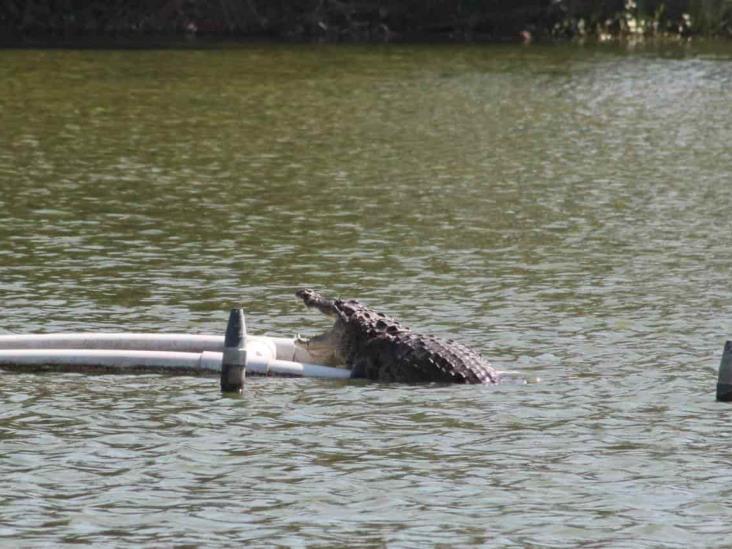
(294, 331, 341, 367)
(294, 310, 346, 368)
(295, 288, 346, 367)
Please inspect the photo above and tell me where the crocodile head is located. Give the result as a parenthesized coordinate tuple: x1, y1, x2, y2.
(294, 288, 409, 368)
(294, 289, 348, 367)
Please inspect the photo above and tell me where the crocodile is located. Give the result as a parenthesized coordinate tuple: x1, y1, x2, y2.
(294, 289, 498, 384)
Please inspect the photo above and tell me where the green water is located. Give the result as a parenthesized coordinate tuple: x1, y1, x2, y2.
(1, 42, 732, 546)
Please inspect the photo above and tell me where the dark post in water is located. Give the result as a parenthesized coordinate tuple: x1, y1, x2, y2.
(716, 341, 732, 401)
(221, 308, 247, 393)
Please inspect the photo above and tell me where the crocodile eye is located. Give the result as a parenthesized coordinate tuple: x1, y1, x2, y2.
(386, 325, 399, 334)
(376, 320, 387, 330)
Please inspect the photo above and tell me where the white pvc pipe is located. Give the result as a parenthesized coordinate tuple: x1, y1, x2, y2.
(245, 357, 351, 379)
(0, 349, 220, 373)
(0, 333, 223, 352)
(0, 333, 314, 363)
(0, 349, 351, 380)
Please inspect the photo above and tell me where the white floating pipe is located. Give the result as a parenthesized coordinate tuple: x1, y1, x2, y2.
(0, 326, 350, 380)
(0, 349, 351, 380)
(246, 357, 351, 379)
(0, 333, 314, 363)
(0, 349, 221, 374)
(0, 333, 223, 353)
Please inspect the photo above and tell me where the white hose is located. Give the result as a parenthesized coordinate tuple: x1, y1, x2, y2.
(0, 348, 351, 379)
(0, 333, 313, 362)
(0, 333, 223, 352)
(0, 349, 219, 373)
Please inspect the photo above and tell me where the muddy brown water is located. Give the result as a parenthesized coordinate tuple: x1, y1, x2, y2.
(1, 41, 732, 546)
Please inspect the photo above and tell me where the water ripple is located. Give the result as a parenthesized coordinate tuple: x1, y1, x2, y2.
(1, 43, 732, 546)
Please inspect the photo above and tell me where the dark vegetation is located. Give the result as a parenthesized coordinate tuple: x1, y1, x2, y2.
(1, 0, 730, 43)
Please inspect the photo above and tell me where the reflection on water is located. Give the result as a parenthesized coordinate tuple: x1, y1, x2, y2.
(1, 42, 732, 546)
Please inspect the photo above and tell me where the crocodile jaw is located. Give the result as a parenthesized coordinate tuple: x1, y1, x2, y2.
(294, 327, 344, 367)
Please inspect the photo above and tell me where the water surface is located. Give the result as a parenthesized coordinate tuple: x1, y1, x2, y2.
(1, 42, 732, 546)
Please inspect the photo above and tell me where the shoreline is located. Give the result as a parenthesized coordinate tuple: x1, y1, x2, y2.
(1, 31, 730, 50)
